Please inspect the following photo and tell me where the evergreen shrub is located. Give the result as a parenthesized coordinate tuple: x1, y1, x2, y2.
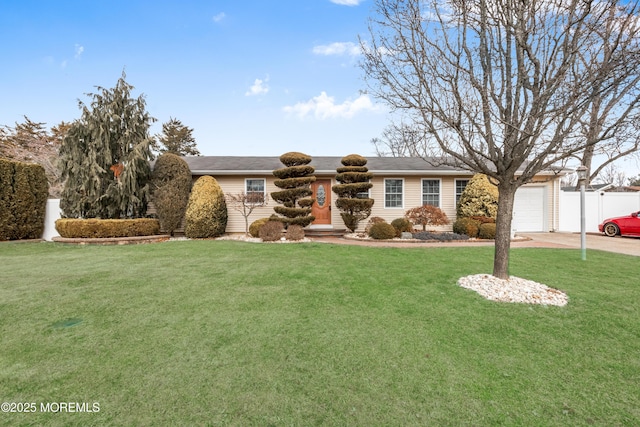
(151, 153, 192, 236)
(271, 152, 316, 227)
(332, 154, 374, 232)
(457, 174, 499, 219)
(452, 217, 481, 238)
(184, 176, 228, 238)
(249, 218, 271, 238)
(364, 216, 386, 235)
(0, 158, 48, 240)
(478, 223, 497, 239)
(368, 222, 397, 240)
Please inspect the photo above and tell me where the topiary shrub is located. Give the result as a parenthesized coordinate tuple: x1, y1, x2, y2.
(368, 222, 397, 240)
(405, 205, 450, 231)
(249, 217, 271, 238)
(452, 217, 481, 238)
(478, 223, 497, 239)
(271, 152, 316, 227)
(150, 153, 192, 236)
(457, 174, 499, 219)
(55, 218, 160, 238)
(0, 158, 48, 240)
(259, 220, 284, 241)
(332, 154, 374, 232)
(286, 224, 305, 241)
(391, 217, 413, 236)
(184, 176, 228, 238)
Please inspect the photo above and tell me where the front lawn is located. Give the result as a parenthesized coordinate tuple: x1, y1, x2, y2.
(1, 241, 638, 426)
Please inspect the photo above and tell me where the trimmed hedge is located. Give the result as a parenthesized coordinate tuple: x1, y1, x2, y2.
(55, 218, 160, 238)
(0, 158, 48, 240)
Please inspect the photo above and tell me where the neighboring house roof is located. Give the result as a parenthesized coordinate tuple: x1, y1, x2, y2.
(561, 183, 615, 192)
(182, 156, 565, 177)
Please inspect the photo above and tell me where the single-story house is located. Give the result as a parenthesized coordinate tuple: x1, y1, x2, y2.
(180, 156, 565, 234)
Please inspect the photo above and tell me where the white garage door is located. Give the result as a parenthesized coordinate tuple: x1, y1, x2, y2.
(513, 187, 546, 232)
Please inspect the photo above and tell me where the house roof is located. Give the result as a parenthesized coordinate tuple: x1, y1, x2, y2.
(182, 156, 565, 177)
(561, 183, 615, 192)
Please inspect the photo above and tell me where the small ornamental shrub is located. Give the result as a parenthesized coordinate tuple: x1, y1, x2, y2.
(457, 174, 499, 219)
(184, 176, 228, 238)
(259, 220, 284, 241)
(364, 216, 386, 235)
(391, 217, 413, 236)
(452, 217, 481, 238)
(286, 224, 305, 241)
(368, 222, 397, 240)
(478, 223, 497, 239)
(55, 218, 160, 238)
(249, 217, 271, 238)
(150, 153, 192, 236)
(405, 205, 450, 231)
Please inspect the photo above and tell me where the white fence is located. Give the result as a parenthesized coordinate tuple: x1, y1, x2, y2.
(43, 199, 61, 241)
(559, 191, 640, 233)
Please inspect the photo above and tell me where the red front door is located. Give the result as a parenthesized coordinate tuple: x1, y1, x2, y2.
(311, 179, 331, 225)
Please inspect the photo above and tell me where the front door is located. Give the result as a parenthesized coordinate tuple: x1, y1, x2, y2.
(311, 179, 331, 225)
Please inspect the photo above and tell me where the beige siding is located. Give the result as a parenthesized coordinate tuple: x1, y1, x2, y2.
(184, 173, 561, 234)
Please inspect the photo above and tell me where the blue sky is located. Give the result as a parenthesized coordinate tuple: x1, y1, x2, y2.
(0, 0, 388, 157)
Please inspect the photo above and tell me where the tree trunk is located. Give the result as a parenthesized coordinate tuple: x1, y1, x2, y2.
(493, 182, 517, 280)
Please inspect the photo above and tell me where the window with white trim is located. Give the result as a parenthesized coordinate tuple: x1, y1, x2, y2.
(245, 178, 266, 204)
(455, 179, 470, 206)
(384, 178, 403, 208)
(422, 179, 440, 207)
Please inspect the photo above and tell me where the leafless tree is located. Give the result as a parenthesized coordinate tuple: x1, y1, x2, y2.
(225, 192, 268, 236)
(0, 117, 70, 197)
(361, 0, 640, 279)
(371, 121, 427, 157)
(595, 164, 628, 187)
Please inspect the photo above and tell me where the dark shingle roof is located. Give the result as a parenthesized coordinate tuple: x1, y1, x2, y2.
(182, 156, 473, 176)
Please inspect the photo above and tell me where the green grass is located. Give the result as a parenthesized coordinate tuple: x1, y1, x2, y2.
(0, 240, 638, 426)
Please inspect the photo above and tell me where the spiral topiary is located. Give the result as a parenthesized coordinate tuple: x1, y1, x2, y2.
(332, 154, 374, 232)
(271, 152, 316, 227)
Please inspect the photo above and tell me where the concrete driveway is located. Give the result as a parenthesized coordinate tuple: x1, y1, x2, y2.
(517, 232, 640, 257)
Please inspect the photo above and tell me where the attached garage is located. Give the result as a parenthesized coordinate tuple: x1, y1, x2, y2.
(513, 186, 547, 232)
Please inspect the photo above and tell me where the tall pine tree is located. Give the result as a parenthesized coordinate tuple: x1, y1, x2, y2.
(153, 117, 200, 156)
(59, 72, 155, 219)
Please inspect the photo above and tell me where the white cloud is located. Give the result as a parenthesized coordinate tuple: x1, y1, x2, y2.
(283, 92, 379, 119)
(74, 44, 84, 59)
(245, 77, 269, 96)
(312, 42, 361, 56)
(213, 12, 226, 23)
(330, 0, 364, 5)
